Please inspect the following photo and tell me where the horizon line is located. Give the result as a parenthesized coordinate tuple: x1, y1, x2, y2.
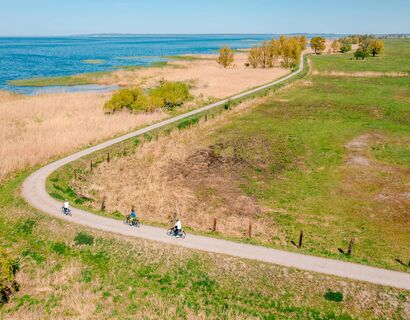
(1, 32, 409, 38)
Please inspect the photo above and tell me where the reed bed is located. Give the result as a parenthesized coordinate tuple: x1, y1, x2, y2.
(0, 92, 167, 182)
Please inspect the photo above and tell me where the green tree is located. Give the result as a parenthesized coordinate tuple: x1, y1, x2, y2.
(354, 47, 369, 60)
(218, 46, 234, 68)
(368, 40, 384, 57)
(310, 36, 326, 54)
(331, 40, 340, 53)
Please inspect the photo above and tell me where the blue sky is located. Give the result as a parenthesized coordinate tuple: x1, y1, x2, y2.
(0, 0, 409, 36)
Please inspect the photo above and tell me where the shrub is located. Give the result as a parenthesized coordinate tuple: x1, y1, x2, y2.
(177, 116, 200, 130)
(103, 88, 137, 113)
(0, 247, 19, 306)
(104, 81, 191, 113)
(51, 242, 71, 256)
(218, 46, 234, 68)
(340, 42, 352, 53)
(354, 48, 369, 60)
(74, 232, 94, 246)
(16, 219, 36, 235)
(324, 290, 343, 302)
(149, 81, 191, 110)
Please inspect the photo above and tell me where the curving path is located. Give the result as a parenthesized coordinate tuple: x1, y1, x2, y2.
(21, 56, 410, 290)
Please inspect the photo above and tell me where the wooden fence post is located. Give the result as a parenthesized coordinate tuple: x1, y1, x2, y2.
(123, 147, 127, 156)
(248, 222, 252, 238)
(347, 237, 355, 256)
(101, 196, 106, 211)
(205, 113, 208, 122)
(298, 230, 304, 248)
(90, 160, 93, 172)
(107, 153, 110, 163)
(212, 218, 217, 232)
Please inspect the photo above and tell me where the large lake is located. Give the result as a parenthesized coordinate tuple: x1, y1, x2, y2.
(0, 35, 275, 94)
(0, 34, 336, 94)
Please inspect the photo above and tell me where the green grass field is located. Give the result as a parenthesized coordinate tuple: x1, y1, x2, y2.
(194, 40, 409, 270)
(311, 39, 410, 73)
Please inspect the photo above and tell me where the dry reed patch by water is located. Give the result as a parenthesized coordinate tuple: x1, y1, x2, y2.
(92, 52, 291, 99)
(0, 92, 167, 182)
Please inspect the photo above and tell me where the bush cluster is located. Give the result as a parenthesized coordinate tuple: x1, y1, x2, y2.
(330, 34, 384, 59)
(0, 247, 19, 305)
(74, 232, 94, 246)
(104, 81, 191, 114)
(247, 35, 306, 69)
(324, 290, 344, 302)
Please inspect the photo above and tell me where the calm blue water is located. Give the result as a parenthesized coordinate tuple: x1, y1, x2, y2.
(0, 34, 278, 94)
(0, 34, 341, 95)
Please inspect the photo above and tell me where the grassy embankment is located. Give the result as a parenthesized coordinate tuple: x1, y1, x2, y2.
(50, 40, 410, 271)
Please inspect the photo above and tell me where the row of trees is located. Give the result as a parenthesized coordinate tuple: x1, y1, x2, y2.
(247, 35, 307, 69)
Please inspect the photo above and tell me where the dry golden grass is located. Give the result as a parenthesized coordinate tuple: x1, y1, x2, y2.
(92, 52, 291, 99)
(0, 92, 167, 182)
(75, 97, 285, 242)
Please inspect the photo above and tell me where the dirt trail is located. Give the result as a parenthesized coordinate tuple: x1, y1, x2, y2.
(21, 57, 410, 290)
